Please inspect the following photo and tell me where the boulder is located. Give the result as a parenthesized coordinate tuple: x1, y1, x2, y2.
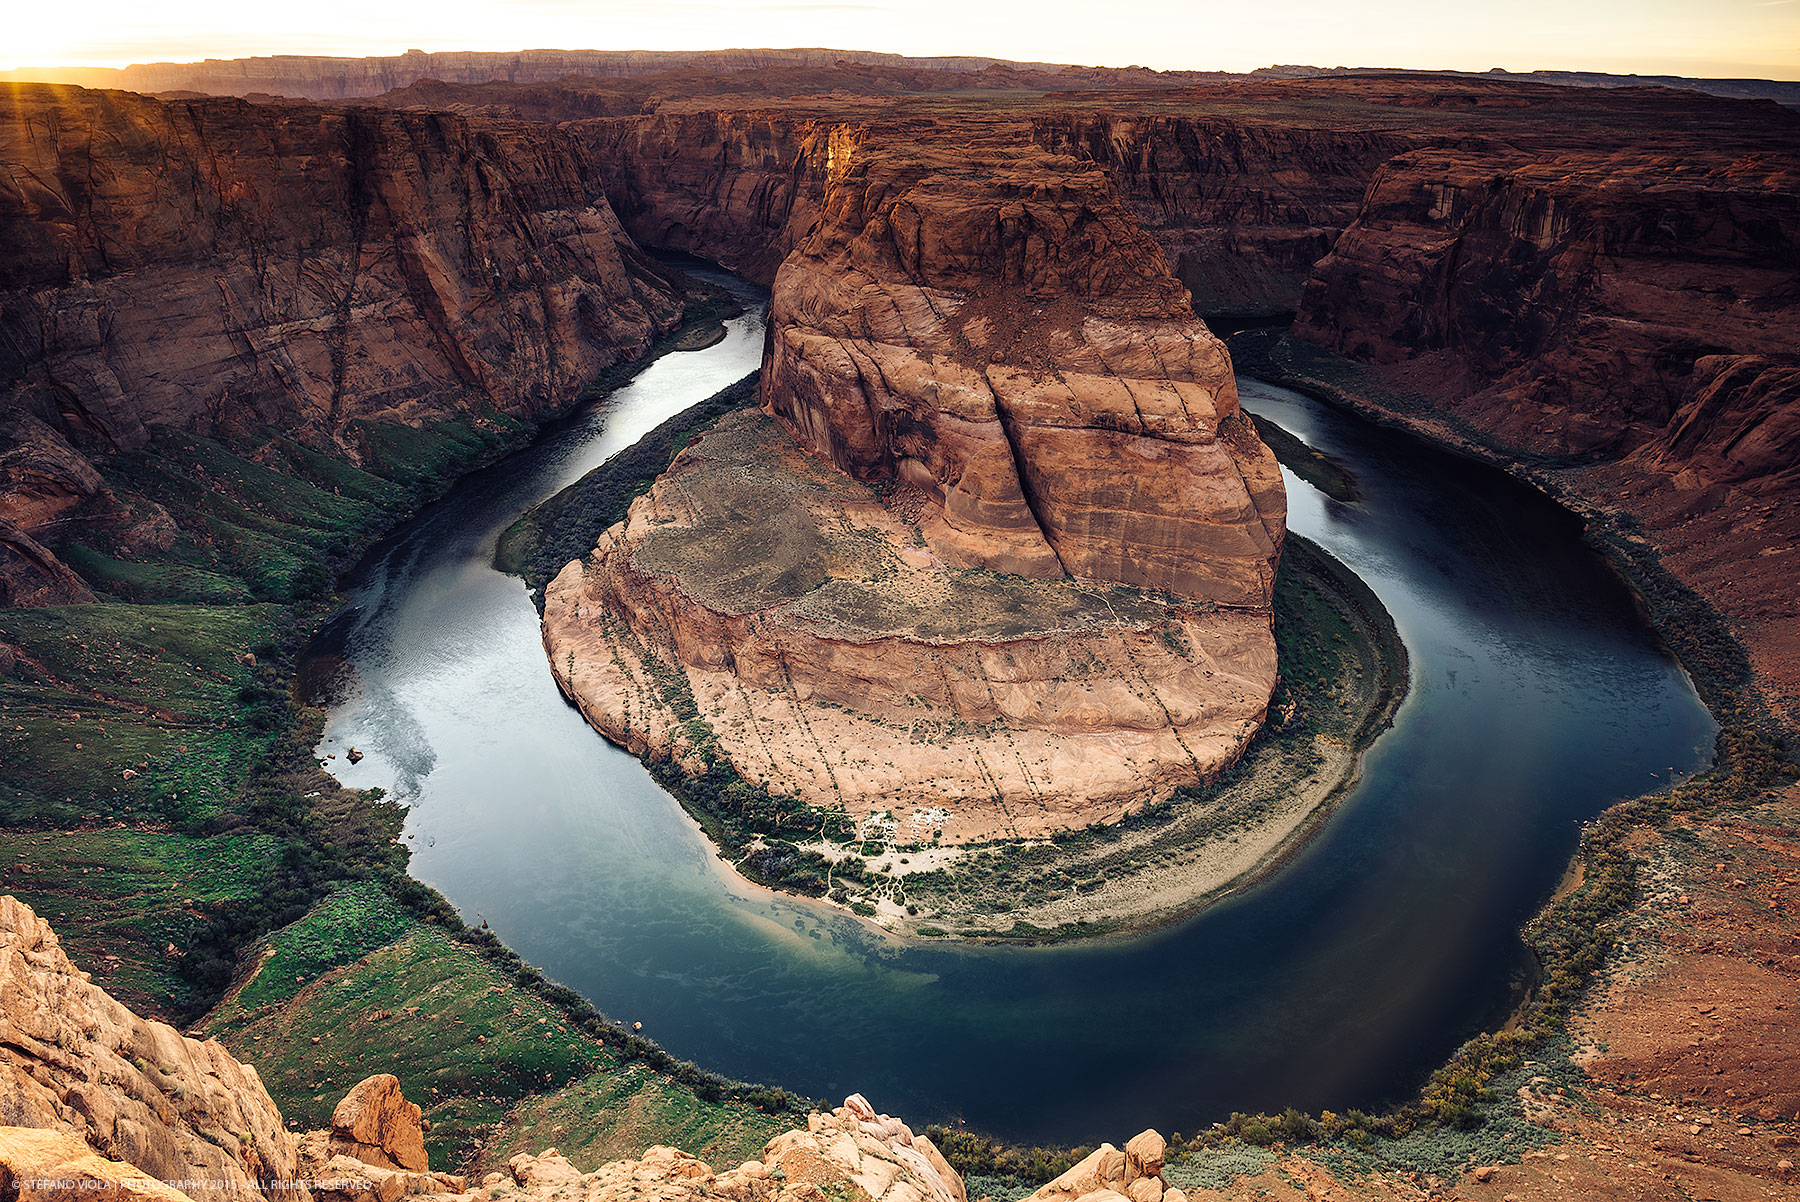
(0, 1127, 196, 1202)
(0, 896, 300, 1202)
(326, 1077, 428, 1173)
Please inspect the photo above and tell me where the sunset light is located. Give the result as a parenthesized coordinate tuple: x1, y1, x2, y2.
(5, 0, 1798, 79)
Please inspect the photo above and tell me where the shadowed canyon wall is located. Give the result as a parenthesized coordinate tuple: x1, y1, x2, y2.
(0, 82, 687, 603)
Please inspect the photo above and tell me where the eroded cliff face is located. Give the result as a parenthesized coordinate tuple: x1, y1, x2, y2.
(574, 112, 840, 284)
(0, 82, 686, 603)
(1292, 145, 1800, 458)
(1029, 110, 1414, 317)
(761, 134, 1285, 607)
(543, 127, 1284, 832)
(545, 410, 1276, 836)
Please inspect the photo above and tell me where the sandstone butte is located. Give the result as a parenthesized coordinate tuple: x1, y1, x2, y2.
(0, 894, 1185, 1202)
(542, 131, 1286, 839)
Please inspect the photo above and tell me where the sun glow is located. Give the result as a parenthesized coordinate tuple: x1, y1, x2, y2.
(3, 0, 1797, 79)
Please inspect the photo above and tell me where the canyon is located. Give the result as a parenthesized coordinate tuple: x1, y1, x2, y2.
(0, 82, 692, 606)
(1, 49, 1798, 1202)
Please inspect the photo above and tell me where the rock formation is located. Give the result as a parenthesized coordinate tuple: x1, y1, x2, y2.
(0, 50, 1211, 104)
(1029, 109, 1414, 316)
(1292, 143, 1800, 457)
(1027, 1130, 1183, 1202)
(296, 1076, 466, 1202)
(0, 896, 298, 1202)
(0, 82, 688, 603)
(545, 410, 1277, 836)
(760, 135, 1285, 605)
(543, 130, 1284, 835)
(0, 1128, 196, 1202)
(575, 112, 843, 284)
(311, 1077, 429, 1173)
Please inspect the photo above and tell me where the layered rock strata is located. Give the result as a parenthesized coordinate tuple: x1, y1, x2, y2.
(546, 133, 1283, 834)
(0, 82, 686, 603)
(575, 113, 846, 284)
(545, 410, 1276, 836)
(1293, 143, 1800, 458)
(759, 138, 1286, 607)
(1029, 111, 1414, 316)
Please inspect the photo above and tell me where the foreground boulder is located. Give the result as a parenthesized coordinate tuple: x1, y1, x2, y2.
(0, 897, 299, 1202)
(0, 1127, 196, 1202)
(322, 1076, 428, 1173)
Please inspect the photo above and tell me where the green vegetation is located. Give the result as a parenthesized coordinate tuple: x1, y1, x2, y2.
(1246, 413, 1359, 503)
(896, 533, 1408, 936)
(924, 1128, 1094, 1189)
(201, 918, 789, 1168)
(2, 285, 814, 1170)
(496, 374, 761, 594)
(1146, 327, 1800, 1171)
(224, 882, 415, 1013)
(0, 828, 280, 1010)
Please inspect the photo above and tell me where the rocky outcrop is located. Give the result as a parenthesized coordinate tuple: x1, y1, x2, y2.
(761, 133, 1285, 607)
(0, 82, 688, 603)
(1027, 1131, 1182, 1202)
(0, 1127, 197, 1202)
(315, 1077, 428, 1173)
(5, 901, 1175, 1202)
(0, 897, 299, 1202)
(1642, 355, 1800, 494)
(574, 113, 839, 284)
(297, 1077, 465, 1202)
(545, 127, 1283, 833)
(0, 84, 683, 454)
(544, 410, 1276, 836)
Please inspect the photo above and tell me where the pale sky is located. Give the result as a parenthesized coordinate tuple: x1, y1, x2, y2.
(6, 0, 1799, 80)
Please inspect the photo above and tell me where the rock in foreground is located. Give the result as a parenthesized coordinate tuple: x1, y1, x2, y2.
(0, 897, 297, 1202)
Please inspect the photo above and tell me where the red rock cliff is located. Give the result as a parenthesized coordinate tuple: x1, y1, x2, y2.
(0, 83, 686, 601)
(1028, 109, 1415, 316)
(760, 131, 1285, 608)
(1293, 142, 1800, 457)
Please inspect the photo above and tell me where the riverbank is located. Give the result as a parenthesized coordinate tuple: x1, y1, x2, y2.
(1147, 329, 1800, 1193)
(0, 279, 811, 1171)
(884, 534, 1407, 942)
(1227, 330, 1789, 744)
(504, 384, 1406, 944)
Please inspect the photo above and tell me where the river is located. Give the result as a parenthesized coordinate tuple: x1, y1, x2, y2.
(305, 268, 1715, 1143)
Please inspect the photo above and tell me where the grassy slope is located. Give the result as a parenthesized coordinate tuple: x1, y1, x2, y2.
(198, 886, 785, 1171)
(2, 293, 802, 1172)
